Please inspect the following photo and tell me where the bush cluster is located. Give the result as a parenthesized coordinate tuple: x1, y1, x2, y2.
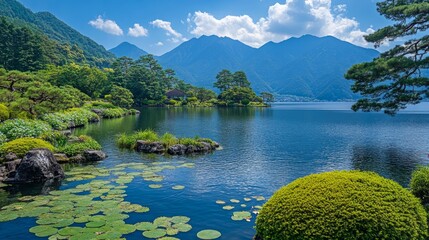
(0, 132, 6, 145)
(42, 108, 99, 130)
(102, 108, 125, 118)
(0, 103, 10, 122)
(411, 166, 429, 205)
(58, 135, 101, 157)
(0, 137, 55, 159)
(0, 119, 52, 140)
(255, 171, 428, 240)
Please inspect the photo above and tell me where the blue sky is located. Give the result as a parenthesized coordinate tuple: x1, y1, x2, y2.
(18, 0, 391, 56)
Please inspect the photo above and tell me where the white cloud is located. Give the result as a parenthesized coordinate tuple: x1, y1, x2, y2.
(128, 23, 148, 37)
(156, 42, 164, 46)
(89, 16, 123, 36)
(151, 19, 187, 43)
(189, 0, 374, 47)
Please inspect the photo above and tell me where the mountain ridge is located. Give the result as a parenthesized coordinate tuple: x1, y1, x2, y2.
(109, 42, 148, 60)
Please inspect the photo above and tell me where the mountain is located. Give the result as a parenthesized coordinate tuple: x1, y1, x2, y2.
(109, 42, 148, 60)
(0, 0, 114, 67)
(158, 35, 379, 101)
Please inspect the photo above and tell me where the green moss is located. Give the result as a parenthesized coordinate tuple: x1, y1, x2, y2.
(255, 171, 428, 240)
(0, 103, 10, 122)
(58, 135, 101, 157)
(0, 138, 55, 158)
(411, 166, 429, 205)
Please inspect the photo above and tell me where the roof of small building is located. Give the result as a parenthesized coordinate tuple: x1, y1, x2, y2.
(166, 89, 186, 97)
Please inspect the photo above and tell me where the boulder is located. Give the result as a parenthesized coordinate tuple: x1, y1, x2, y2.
(83, 150, 107, 162)
(69, 154, 85, 162)
(91, 109, 103, 115)
(135, 141, 165, 154)
(198, 142, 212, 153)
(185, 145, 198, 154)
(60, 130, 72, 136)
(168, 144, 187, 155)
(54, 154, 69, 163)
(4, 152, 18, 162)
(5, 149, 64, 183)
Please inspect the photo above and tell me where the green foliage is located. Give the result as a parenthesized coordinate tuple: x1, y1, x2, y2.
(179, 138, 202, 147)
(42, 108, 99, 130)
(159, 133, 179, 147)
(0, 132, 6, 145)
(214, 70, 251, 91)
(345, 0, 429, 115)
(110, 85, 134, 108)
(116, 129, 159, 149)
(58, 135, 101, 157)
(411, 166, 429, 205)
(255, 171, 428, 240)
(0, 137, 55, 158)
(260, 92, 274, 103)
(0, 119, 52, 140)
(0, 103, 10, 122)
(39, 131, 68, 148)
(102, 108, 125, 119)
(218, 87, 262, 105)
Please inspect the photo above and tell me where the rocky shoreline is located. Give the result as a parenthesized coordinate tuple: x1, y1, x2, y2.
(135, 140, 220, 155)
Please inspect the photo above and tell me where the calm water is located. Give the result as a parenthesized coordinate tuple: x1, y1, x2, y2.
(1, 102, 429, 239)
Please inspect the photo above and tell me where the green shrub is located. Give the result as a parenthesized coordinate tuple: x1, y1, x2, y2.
(41, 112, 69, 130)
(160, 133, 179, 147)
(0, 132, 6, 145)
(0, 119, 52, 140)
(58, 135, 101, 157)
(86, 101, 116, 109)
(102, 108, 125, 118)
(42, 108, 99, 130)
(411, 166, 429, 205)
(40, 131, 68, 148)
(179, 137, 202, 147)
(116, 129, 159, 149)
(255, 171, 428, 240)
(0, 138, 55, 158)
(0, 104, 10, 122)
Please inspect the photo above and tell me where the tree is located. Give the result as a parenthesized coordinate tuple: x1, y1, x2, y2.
(232, 71, 251, 88)
(345, 0, 429, 115)
(214, 69, 234, 91)
(109, 85, 134, 108)
(261, 92, 275, 103)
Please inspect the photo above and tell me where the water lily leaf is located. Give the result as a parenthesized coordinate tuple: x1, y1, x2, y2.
(197, 230, 222, 239)
(154, 217, 171, 228)
(57, 226, 83, 236)
(166, 227, 179, 235)
(215, 200, 225, 205)
(171, 216, 190, 224)
(172, 223, 192, 232)
(148, 184, 162, 189)
(95, 231, 122, 239)
(52, 218, 74, 227)
(142, 229, 167, 239)
(244, 198, 252, 202)
(241, 204, 247, 208)
(254, 205, 263, 209)
(222, 205, 234, 210)
(34, 227, 58, 237)
(115, 224, 136, 234)
(172, 185, 185, 190)
(86, 221, 105, 228)
(0, 212, 18, 222)
(158, 237, 180, 240)
(230, 199, 240, 203)
(135, 222, 156, 231)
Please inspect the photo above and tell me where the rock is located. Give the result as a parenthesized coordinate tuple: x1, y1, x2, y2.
(69, 154, 85, 162)
(135, 110, 141, 114)
(54, 154, 69, 163)
(91, 109, 103, 115)
(60, 130, 72, 136)
(168, 144, 187, 155)
(5, 159, 21, 172)
(83, 150, 107, 162)
(4, 152, 18, 162)
(213, 141, 220, 148)
(185, 145, 198, 154)
(135, 141, 165, 154)
(5, 149, 64, 183)
(198, 142, 212, 152)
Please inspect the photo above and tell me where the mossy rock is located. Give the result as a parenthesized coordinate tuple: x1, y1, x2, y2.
(255, 171, 428, 240)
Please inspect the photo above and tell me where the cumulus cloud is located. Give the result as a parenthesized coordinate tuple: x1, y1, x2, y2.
(89, 16, 123, 36)
(151, 19, 187, 43)
(189, 0, 374, 47)
(128, 23, 148, 37)
(156, 42, 164, 46)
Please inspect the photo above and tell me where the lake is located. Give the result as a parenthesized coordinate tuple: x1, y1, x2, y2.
(1, 102, 429, 239)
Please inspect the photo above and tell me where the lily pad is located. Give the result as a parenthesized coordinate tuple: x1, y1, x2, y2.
(241, 204, 247, 208)
(0, 212, 18, 222)
(244, 198, 252, 202)
(172, 185, 185, 190)
(148, 184, 163, 189)
(158, 237, 180, 240)
(222, 205, 234, 210)
(197, 229, 222, 239)
(171, 216, 190, 224)
(173, 223, 192, 233)
(230, 199, 240, 203)
(86, 221, 105, 228)
(215, 200, 225, 205)
(135, 222, 157, 231)
(57, 227, 82, 236)
(142, 229, 167, 239)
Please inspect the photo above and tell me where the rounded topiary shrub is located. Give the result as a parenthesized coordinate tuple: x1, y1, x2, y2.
(0, 137, 55, 158)
(411, 166, 429, 205)
(255, 171, 428, 240)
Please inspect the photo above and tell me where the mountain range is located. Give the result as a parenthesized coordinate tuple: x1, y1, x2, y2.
(116, 35, 379, 101)
(109, 42, 148, 60)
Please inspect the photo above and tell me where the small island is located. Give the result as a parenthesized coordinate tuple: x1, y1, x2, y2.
(117, 130, 220, 155)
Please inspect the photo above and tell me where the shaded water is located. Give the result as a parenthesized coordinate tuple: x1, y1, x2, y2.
(1, 102, 429, 239)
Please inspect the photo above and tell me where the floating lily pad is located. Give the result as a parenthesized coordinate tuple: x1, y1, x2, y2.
(173, 223, 192, 232)
(172, 185, 185, 190)
(158, 237, 180, 240)
(95, 231, 122, 239)
(230, 199, 240, 203)
(254, 196, 266, 201)
(149, 184, 163, 189)
(244, 198, 252, 202)
(254, 205, 263, 209)
(135, 222, 157, 231)
(222, 205, 234, 210)
(166, 227, 179, 235)
(57, 227, 82, 236)
(215, 200, 225, 205)
(143, 229, 167, 239)
(171, 216, 190, 224)
(86, 221, 105, 228)
(52, 218, 74, 228)
(241, 204, 247, 208)
(115, 224, 136, 234)
(0, 212, 18, 222)
(231, 211, 252, 221)
(197, 229, 222, 239)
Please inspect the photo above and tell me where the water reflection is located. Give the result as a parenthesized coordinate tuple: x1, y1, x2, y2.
(351, 145, 423, 186)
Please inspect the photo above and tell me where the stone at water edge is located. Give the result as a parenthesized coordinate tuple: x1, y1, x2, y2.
(4, 149, 64, 183)
(83, 150, 107, 162)
(135, 141, 165, 154)
(4, 152, 18, 161)
(167, 144, 187, 155)
(54, 154, 69, 163)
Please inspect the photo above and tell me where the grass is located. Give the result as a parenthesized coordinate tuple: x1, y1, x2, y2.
(116, 130, 215, 150)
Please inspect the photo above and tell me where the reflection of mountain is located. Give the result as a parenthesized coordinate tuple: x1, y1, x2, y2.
(351, 146, 423, 186)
